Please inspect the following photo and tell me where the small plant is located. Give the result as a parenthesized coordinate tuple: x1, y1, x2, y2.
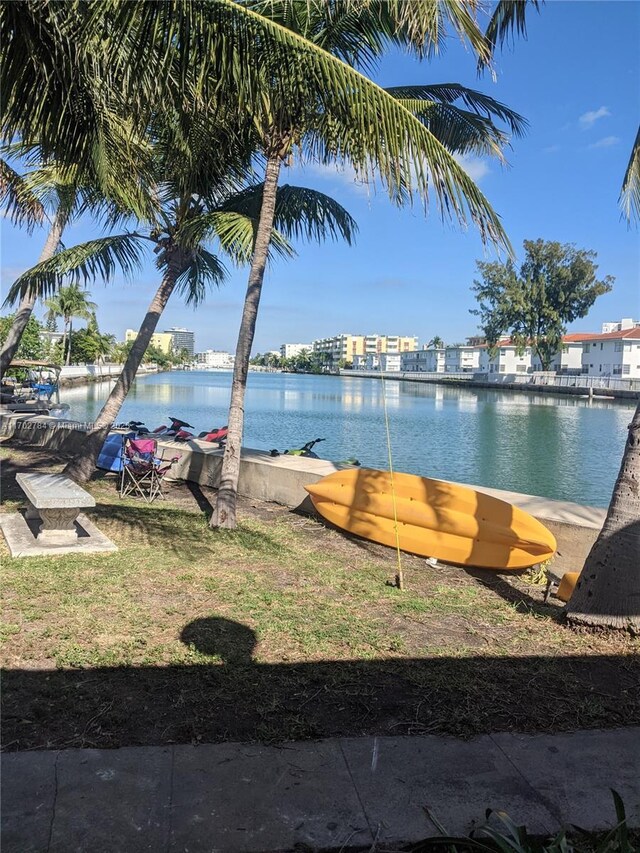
(525, 557, 553, 587)
(417, 790, 634, 853)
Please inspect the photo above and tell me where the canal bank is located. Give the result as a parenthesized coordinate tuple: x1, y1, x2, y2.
(0, 412, 606, 529)
(340, 370, 640, 401)
(58, 364, 160, 388)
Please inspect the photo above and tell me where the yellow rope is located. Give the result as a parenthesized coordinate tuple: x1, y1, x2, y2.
(380, 369, 404, 590)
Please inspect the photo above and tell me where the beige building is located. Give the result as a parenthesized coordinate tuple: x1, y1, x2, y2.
(313, 334, 417, 365)
(125, 329, 174, 354)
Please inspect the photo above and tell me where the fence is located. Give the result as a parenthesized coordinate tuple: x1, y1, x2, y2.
(340, 369, 640, 395)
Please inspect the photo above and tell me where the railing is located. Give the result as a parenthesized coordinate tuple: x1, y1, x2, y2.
(341, 369, 640, 393)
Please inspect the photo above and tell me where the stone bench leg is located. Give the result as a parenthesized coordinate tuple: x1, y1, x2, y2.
(37, 508, 80, 545)
(24, 501, 40, 521)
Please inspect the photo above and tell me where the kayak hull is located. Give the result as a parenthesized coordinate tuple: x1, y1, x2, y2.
(305, 468, 556, 570)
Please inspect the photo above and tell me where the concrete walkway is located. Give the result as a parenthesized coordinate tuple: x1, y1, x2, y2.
(3, 728, 638, 852)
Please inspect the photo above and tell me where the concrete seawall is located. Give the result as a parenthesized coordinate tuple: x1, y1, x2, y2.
(1, 413, 607, 530)
(58, 365, 159, 388)
(341, 370, 640, 401)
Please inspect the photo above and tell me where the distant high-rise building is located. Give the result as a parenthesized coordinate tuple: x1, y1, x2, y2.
(165, 327, 195, 356)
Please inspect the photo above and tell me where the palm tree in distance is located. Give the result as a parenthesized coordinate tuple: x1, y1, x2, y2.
(210, 0, 527, 529)
(44, 284, 98, 365)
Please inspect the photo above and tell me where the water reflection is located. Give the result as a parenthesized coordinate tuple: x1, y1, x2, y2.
(59, 371, 633, 506)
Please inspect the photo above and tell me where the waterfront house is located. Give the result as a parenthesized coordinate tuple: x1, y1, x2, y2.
(445, 344, 482, 373)
(530, 333, 599, 374)
(401, 347, 445, 373)
(196, 349, 235, 369)
(575, 328, 640, 377)
(479, 341, 532, 375)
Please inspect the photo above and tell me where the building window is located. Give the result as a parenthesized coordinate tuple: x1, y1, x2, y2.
(516, 364, 527, 372)
(622, 364, 630, 375)
(600, 342, 604, 350)
(613, 365, 622, 375)
(499, 348, 506, 355)
(614, 342, 624, 352)
(584, 343, 590, 353)
(499, 364, 506, 372)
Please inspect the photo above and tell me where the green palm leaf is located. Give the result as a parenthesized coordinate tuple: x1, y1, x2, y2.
(176, 248, 228, 306)
(482, 0, 542, 56)
(385, 84, 528, 137)
(0, 158, 46, 232)
(5, 234, 148, 303)
(620, 126, 640, 223)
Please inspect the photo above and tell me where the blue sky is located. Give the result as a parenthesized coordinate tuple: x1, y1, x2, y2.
(2, 1, 639, 353)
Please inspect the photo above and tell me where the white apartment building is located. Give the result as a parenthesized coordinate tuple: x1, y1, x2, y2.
(601, 318, 640, 334)
(529, 334, 599, 374)
(353, 353, 402, 371)
(196, 350, 235, 369)
(578, 328, 640, 376)
(479, 342, 532, 375)
(313, 334, 417, 365)
(401, 348, 445, 373)
(280, 343, 312, 359)
(445, 344, 482, 373)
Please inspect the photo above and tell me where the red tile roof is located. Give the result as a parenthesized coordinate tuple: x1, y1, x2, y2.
(568, 328, 640, 342)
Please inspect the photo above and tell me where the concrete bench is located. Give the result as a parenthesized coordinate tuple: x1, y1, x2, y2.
(16, 473, 96, 546)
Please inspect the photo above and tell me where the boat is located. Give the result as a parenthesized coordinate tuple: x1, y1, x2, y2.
(0, 360, 67, 415)
(305, 468, 556, 570)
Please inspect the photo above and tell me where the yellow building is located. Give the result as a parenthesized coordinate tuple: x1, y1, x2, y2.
(312, 334, 418, 365)
(125, 329, 174, 354)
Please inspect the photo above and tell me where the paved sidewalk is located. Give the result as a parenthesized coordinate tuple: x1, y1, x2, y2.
(2, 727, 639, 852)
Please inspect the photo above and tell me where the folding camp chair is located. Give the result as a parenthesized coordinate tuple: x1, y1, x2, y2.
(119, 437, 180, 503)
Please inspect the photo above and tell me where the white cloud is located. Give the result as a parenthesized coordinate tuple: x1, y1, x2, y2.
(589, 136, 620, 149)
(543, 145, 561, 154)
(579, 106, 610, 130)
(453, 154, 490, 183)
(303, 162, 372, 197)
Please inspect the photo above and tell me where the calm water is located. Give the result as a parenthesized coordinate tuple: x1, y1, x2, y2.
(60, 370, 635, 507)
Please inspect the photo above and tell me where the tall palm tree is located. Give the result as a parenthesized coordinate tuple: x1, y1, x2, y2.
(210, 0, 526, 529)
(565, 129, 640, 634)
(8, 108, 356, 483)
(44, 284, 98, 365)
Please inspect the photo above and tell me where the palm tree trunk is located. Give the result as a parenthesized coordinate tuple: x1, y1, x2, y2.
(211, 151, 283, 529)
(565, 400, 640, 633)
(0, 212, 65, 379)
(66, 320, 72, 365)
(63, 255, 185, 483)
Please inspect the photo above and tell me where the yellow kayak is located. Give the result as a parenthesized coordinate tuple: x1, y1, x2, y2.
(305, 468, 556, 570)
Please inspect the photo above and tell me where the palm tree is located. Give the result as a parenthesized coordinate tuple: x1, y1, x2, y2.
(44, 284, 98, 365)
(210, 1, 526, 529)
(565, 129, 640, 634)
(8, 107, 356, 483)
(427, 336, 445, 349)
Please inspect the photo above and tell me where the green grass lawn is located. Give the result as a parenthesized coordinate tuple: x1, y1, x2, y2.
(2, 445, 638, 750)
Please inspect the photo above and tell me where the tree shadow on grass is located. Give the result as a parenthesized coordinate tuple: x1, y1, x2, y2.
(3, 616, 638, 752)
(465, 568, 564, 622)
(91, 502, 292, 560)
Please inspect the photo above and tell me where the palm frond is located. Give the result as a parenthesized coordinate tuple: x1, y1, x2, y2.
(483, 1, 542, 56)
(0, 158, 46, 232)
(384, 84, 527, 138)
(272, 184, 357, 245)
(395, 100, 508, 159)
(620, 126, 640, 224)
(175, 248, 228, 306)
(5, 234, 148, 304)
(177, 209, 294, 265)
